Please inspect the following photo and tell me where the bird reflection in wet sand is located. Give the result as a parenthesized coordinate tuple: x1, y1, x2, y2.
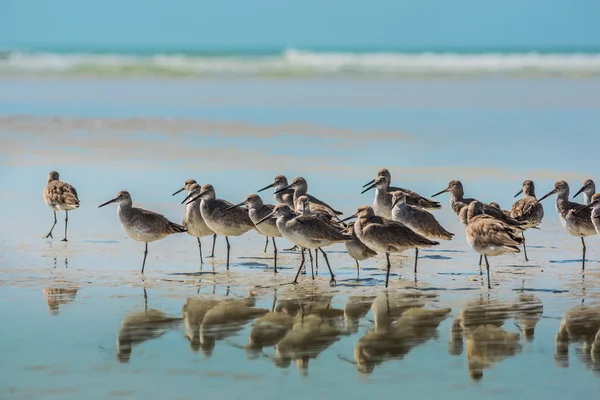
(555, 306, 600, 374)
(43, 286, 78, 316)
(513, 293, 543, 341)
(448, 296, 521, 380)
(117, 289, 182, 363)
(344, 296, 376, 334)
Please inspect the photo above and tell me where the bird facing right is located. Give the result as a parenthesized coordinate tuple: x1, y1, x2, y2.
(511, 180, 544, 261)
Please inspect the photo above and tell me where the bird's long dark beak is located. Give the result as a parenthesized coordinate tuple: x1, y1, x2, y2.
(274, 184, 292, 194)
(256, 211, 275, 225)
(98, 198, 117, 208)
(391, 197, 400, 209)
(431, 187, 450, 197)
(339, 214, 357, 223)
(362, 178, 375, 188)
(361, 183, 376, 195)
(226, 201, 246, 211)
(514, 189, 523, 198)
(258, 183, 275, 193)
(575, 202, 593, 215)
(573, 185, 587, 199)
(538, 189, 557, 202)
(172, 187, 185, 196)
(183, 191, 203, 205)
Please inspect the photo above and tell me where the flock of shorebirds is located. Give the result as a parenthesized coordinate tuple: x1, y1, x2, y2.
(43, 169, 600, 289)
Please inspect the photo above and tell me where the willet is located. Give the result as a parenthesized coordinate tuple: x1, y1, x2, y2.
(573, 178, 596, 205)
(98, 191, 186, 273)
(184, 184, 255, 269)
(180, 183, 217, 264)
(577, 193, 600, 235)
(464, 201, 523, 289)
(296, 195, 340, 225)
(489, 202, 512, 217)
(432, 180, 524, 227)
(362, 168, 441, 210)
(274, 177, 343, 215)
(391, 191, 453, 273)
(256, 204, 350, 284)
(226, 193, 282, 272)
(43, 171, 80, 241)
(343, 222, 377, 274)
(172, 178, 197, 196)
(257, 175, 295, 208)
(539, 180, 596, 269)
(350, 206, 439, 287)
(511, 180, 544, 261)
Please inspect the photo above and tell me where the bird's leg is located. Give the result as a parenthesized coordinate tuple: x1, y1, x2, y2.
(414, 247, 419, 274)
(315, 250, 319, 271)
(318, 248, 335, 285)
(61, 211, 69, 242)
(385, 253, 391, 288)
(522, 232, 528, 262)
(197, 237, 203, 266)
(44, 211, 57, 239)
(284, 245, 299, 251)
(141, 242, 148, 273)
(272, 237, 278, 273)
(582, 237, 586, 270)
(225, 236, 231, 269)
(356, 260, 360, 279)
(306, 249, 313, 276)
(292, 249, 306, 284)
(207, 233, 217, 258)
(478, 255, 482, 267)
(143, 287, 148, 313)
(272, 288, 277, 312)
(264, 236, 269, 253)
(484, 256, 491, 289)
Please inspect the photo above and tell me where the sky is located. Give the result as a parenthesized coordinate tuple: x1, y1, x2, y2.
(1, 0, 599, 51)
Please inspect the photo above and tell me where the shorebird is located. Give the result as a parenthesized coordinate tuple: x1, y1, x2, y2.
(226, 193, 282, 272)
(343, 222, 377, 274)
(432, 180, 524, 227)
(464, 201, 523, 289)
(350, 206, 439, 286)
(256, 204, 350, 285)
(489, 202, 511, 217)
(274, 177, 343, 215)
(539, 180, 596, 269)
(573, 178, 596, 205)
(362, 168, 441, 210)
(391, 191, 453, 272)
(98, 191, 186, 273)
(172, 178, 197, 197)
(179, 183, 217, 264)
(43, 171, 80, 241)
(577, 193, 600, 235)
(511, 180, 544, 261)
(258, 174, 295, 208)
(184, 184, 255, 269)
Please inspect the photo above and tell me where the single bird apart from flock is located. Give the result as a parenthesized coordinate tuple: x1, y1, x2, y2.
(98, 191, 186, 273)
(539, 180, 596, 270)
(390, 191, 454, 273)
(184, 184, 255, 269)
(177, 182, 217, 264)
(256, 204, 350, 285)
(573, 178, 596, 206)
(226, 193, 281, 273)
(464, 201, 523, 289)
(348, 206, 439, 287)
(511, 180, 544, 261)
(43, 171, 80, 242)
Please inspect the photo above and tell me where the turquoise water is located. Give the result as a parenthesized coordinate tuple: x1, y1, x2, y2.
(2, 77, 600, 398)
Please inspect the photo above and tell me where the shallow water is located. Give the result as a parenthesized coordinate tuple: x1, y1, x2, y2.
(2, 77, 600, 398)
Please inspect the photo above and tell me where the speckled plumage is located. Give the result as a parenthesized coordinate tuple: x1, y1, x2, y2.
(510, 180, 544, 261)
(43, 171, 80, 241)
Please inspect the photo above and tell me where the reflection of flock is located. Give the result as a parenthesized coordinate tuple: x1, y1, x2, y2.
(41, 284, 600, 379)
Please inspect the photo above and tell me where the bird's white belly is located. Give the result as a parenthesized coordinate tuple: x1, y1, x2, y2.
(255, 222, 281, 239)
(373, 200, 391, 219)
(281, 229, 329, 249)
(345, 241, 369, 260)
(469, 242, 510, 257)
(121, 223, 167, 243)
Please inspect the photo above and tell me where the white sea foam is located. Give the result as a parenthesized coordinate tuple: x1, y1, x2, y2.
(2, 49, 600, 77)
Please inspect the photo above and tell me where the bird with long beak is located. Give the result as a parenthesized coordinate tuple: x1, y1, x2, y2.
(573, 179, 596, 206)
(511, 180, 544, 262)
(390, 191, 453, 273)
(258, 175, 295, 209)
(343, 222, 377, 276)
(273, 176, 342, 216)
(256, 204, 350, 285)
(98, 191, 186, 273)
(172, 178, 197, 197)
(177, 182, 217, 264)
(183, 184, 255, 269)
(432, 180, 525, 228)
(576, 193, 600, 236)
(226, 193, 282, 272)
(538, 180, 596, 270)
(464, 201, 523, 289)
(347, 206, 439, 287)
(362, 168, 441, 211)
